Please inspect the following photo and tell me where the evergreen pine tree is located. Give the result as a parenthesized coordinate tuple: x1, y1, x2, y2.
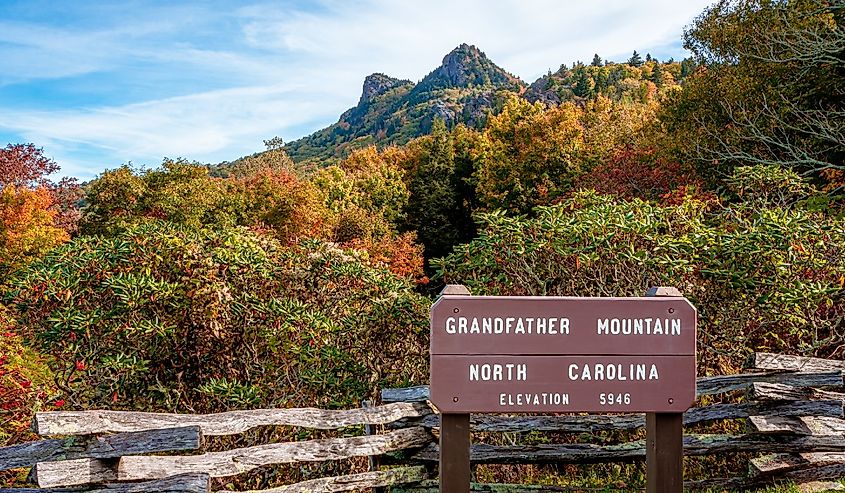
(591, 53, 603, 67)
(572, 67, 595, 98)
(651, 62, 664, 87)
(628, 50, 643, 67)
(405, 119, 465, 264)
(680, 57, 695, 78)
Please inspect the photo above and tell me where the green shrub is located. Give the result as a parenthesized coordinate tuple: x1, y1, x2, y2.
(4, 223, 429, 411)
(435, 191, 845, 371)
(725, 164, 816, 207)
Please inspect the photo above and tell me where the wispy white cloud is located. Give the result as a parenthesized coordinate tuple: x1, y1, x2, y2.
(0, 0, 714, 178)
(1, 84, 350, 178)
(237, 0, 709, 81)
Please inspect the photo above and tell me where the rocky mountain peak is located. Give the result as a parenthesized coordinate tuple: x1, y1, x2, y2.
(359, 73, 409, 105)
(415, 43, 523, 92)
(438, 44, 489, 87)
(441, 43, 483, 67)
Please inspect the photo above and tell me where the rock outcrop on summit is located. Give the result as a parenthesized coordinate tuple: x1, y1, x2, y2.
(359, 73, 412, 105)
(413, 44, 523, 93)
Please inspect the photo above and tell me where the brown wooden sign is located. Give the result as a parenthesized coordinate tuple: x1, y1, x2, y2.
(429, 295, 696, 414)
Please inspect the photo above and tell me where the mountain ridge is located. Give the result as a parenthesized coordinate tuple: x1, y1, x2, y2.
(282, 43, 524, 164)
(268, 44, 690, 166)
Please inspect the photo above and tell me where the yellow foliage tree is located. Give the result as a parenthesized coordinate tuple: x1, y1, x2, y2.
(0, 185, 69, 272)
(579, 95, 659, 168)
(231, 168, 331, 245)
(475, 97, 584, 213)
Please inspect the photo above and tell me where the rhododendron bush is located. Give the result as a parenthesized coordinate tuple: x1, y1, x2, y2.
(5, 223, 429, 412)
(436, 170, 845, 373)
(0, 305, 60, 484)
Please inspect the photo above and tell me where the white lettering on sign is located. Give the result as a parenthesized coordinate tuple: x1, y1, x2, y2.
(600, 392, 631, 405)
(469, 363, 528, 381)
(567, 363, 659, 381)
(445, 317, 570, 335)
(596, 318, 682, 336)
(499, 392, 570, 407)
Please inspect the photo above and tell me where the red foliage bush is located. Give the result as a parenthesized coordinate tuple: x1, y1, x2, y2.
(0, 308, 58, 445)
(345, 232, 425, 281)
(577, 145, 704, 202)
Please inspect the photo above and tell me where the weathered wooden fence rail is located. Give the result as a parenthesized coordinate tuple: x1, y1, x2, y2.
(0, 352, 842, 492)
(0, 402, 434, 493)
(383, 352, 845, 492)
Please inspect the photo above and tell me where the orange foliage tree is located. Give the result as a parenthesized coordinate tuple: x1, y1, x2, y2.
(312, 146, 426, 279)
(345, 232, 426, 282)
(0, 143, 80, 238)
(230, 168, 331, 245)
(0, 186, 69, 272)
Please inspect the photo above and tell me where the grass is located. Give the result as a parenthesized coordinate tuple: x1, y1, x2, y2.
(706, 480, 845, 492)
(471, 463, 845, 492)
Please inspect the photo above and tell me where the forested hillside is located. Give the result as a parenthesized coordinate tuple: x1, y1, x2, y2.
(273, 43, 689, 166)
(1, 0, 843, 490)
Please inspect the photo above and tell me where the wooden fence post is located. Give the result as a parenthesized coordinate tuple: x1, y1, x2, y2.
(646, 286, 685, 493)
(361, 399, 385, 493)
(438, 284, 471, 493)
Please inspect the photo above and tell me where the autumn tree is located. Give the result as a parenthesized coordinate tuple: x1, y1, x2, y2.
(310, 146, 426, 278)
(314, 146, 411, 241)
(0, 186, 68, 272)
(81, 165, 148, 234)
(577, 145, 703, 201)
(474, 97, 584, 213)
(0, 144, 76, 269)
(579, 95, 658, 169)
(46, 177, 84, 235)
(662, 0, 844, 186)
(0, 143, 80, 236)
(82, 159, 333, 246)
(82, 160, 230, 234)
(0, 144, 59, 187)
(226, 149, 295, 179)
(229, 168, 331, 245)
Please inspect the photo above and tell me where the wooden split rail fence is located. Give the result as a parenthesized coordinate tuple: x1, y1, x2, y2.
(0, 352, 843, 492)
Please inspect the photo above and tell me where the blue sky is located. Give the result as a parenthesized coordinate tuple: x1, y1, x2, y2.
(0, 0, 713, 180)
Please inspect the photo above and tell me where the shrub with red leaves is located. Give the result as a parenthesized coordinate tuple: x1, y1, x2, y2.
(577, 145, 704, 202)
(0, 307, 59, 448)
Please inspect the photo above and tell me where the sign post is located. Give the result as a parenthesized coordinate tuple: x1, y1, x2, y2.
(645, 286, 685, 493)
(438, 284, 471, 493)
(430, 285, 696, 493)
